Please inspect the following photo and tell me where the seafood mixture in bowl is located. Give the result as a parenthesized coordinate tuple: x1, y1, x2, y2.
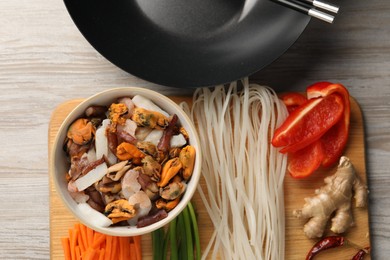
(52, 88, 201, 236)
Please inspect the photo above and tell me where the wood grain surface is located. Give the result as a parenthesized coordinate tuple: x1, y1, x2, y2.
(49, 97, 370, 259)
(1, 0, 389, 259)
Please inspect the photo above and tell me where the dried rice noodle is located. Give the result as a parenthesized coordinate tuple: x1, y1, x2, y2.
(181, 79, 288, 260)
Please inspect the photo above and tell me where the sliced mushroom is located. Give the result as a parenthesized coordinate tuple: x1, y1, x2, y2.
(107, 160, 128, 173)
(106, 160, 131, 181)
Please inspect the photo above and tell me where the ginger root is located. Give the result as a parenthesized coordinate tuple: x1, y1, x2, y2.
(293, 156, 368, 239)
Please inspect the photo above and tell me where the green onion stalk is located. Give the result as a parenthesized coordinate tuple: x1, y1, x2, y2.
(151, 201, 201, 260)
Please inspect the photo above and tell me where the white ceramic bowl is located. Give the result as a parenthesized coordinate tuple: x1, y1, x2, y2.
(51, 87, 201, 236)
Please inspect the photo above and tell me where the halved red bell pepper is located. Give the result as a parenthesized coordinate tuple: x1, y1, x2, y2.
(279, 92, 308, 113)
(288, 140, 324, 178)
(272, 93, 344, 153)
(307, 83, 350, 167)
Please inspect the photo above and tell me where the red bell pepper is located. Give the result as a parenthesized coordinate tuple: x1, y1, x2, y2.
(279, 92, 308, 113)
(272, 93, 344, 154)
(288, 140, 324, 178)
(307, 83, 350, 167)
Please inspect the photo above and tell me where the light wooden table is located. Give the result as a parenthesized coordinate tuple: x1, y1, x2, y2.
(0, 0, 389, 259)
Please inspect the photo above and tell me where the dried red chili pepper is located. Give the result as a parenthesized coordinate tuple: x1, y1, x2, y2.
(306, 236, 345, 260)
(352, 247, 370, 260)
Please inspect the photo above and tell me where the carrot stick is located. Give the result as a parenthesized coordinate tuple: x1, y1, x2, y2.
(87, 225, 94, 247)
(74, 224, 86, 253)
(129, 241, 137, 260)
(63, 223, 143, 260)
(70, 228, 80, 260)
(92, 232, 106, 249)
(105, 235, 112, 260)
(124, 237, 131, 260)
(80, 224, 89, 249)
(111, 236, 118, 260)
(83, 248, 97, 260)
(75, 246, 81, 260)
(133, 236, 142, 260)
(119, 237, 130, 260)
(119, 237, 125, 260)
(99, 248, 105, 260)
(61, 237, 72, 260)
(93, 249, 100, 260)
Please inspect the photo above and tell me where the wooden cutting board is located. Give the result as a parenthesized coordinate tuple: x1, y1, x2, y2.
(49, 96, 370, 259)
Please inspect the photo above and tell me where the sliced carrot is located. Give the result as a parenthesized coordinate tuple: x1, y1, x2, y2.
(87, 225, 94, 247)
(124, 237, 131, 260)
(61, 237, 72, 260)
(111, 236, 118, 260)
(70, 228, 79, 260)
(91, 232, 106, 249)
(119, 237, 124, 260)
(80, 224, 89, 249)
(119, 237, 130, 260)
(83, 248, 97, 260)
(99, 248, 105, 260)
(129, 241, 137, 260)
(75, 246, 81, 260)
(62, 223, 143, 260)
(74, 224, 86, 253)
(105, 235, 112, 260)
(133, 236, 142, 260)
